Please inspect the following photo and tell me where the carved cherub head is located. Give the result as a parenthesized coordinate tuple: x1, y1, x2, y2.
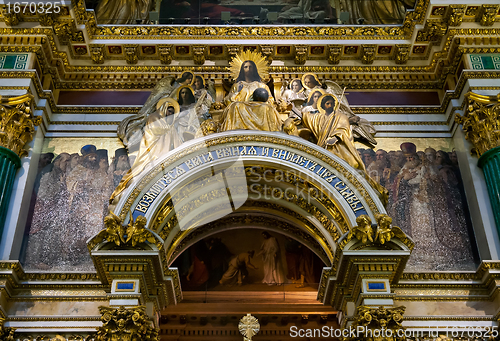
(135, 215, 147, 230)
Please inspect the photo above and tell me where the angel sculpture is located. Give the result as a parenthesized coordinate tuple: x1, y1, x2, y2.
(352, 215, 374, 244)
(125, 214, 156, 247)
(374, 213, 406, 244)
(94, 211, 125, 246)
(117, 71, 194, 154)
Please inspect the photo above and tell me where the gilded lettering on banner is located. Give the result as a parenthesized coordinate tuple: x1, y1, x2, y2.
(133, 145, 367, 217)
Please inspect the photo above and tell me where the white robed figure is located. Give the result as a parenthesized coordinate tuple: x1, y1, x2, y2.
(258, 231, 285, 285)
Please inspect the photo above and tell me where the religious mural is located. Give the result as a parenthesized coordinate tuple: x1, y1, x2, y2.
(357, 138, 479, 271)
(172, 229, 324, 291)
(22, 138, 130, 271)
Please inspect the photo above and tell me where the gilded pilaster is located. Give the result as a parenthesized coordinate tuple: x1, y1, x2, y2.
(456, 91, 500, 234)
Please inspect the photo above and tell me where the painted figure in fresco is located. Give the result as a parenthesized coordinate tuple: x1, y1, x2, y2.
(219, 251, 257, 286)
(110, 148, 131, 188)
(391, 142, 450, 270)
(186, 241, 211, 289)
(25, 153, 71, 269)
(220, 51, 282, 132)
(257, 231, 285, 285)
(367, 149, 391, 186)
(296, 244, 317, 288)
(285, 237, 301, 281)
(65, 145, 113, 266)
(207, 238, 232, 288)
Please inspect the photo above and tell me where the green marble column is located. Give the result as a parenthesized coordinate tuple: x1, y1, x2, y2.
(456, 91, 500, 235)
(478, 146, 500, 234)
(0, 146, 21, 234)
(0, 93, 40, 238)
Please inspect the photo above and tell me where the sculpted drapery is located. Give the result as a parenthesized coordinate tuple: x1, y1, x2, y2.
(302, 94, 365, 171)
(219, 51, 282, 132)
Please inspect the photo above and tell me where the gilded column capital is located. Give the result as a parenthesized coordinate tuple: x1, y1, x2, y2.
(455, 91, 500, 157)
(0, 94, 41, 159)
(96, 306, 159, 341)
(343, 306, 406, 341)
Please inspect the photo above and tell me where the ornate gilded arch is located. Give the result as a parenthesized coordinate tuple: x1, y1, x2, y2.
(111, 131, 387, 266)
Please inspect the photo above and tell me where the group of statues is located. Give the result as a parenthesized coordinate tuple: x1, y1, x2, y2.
(114, 50, 385, 203)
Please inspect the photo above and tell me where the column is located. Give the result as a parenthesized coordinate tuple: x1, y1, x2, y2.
(456, 91, 500, 233)
(0, 94, 40, 234)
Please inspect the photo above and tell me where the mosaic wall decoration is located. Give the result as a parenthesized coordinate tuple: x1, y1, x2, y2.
(356, 138, 478, 271)
(0, 53, 30, 69)
(469, 54, 500, 70)
(22, 138, 130, 271)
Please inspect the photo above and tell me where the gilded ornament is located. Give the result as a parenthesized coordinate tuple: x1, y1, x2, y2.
(431, 6, 446, 17)
(394, 44, 410, 64)
(124, 45, 139, 64)
(90, 44, 105, 64)
(343, 305, 406, 341)
(351, 215, 374, 244)
(91, 212, 157, 248)
(0, 318, 15, 341)
(38, 12, 57, 26)
(327, 45, 342, 65)
(480, 5, 499, 26)
(465, 6, 479, 17)
(54, 22, 75, 45)
(259, 45, 274, 64)
(2, 11, 21, 26)
(96, 306, 159, 341)
(238, 314, 260, 341)
(294, 45, 308, 65)
(192, 45, 206, 66)
(416, 21, 447, 42)
(455, 91, 500, 157)
(446, 5, 466, 26)
(0, 94, 41, 158)
(348, 213, 407, 246)
(361, 45, 376, 64)
(158, 45, 173, 65)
